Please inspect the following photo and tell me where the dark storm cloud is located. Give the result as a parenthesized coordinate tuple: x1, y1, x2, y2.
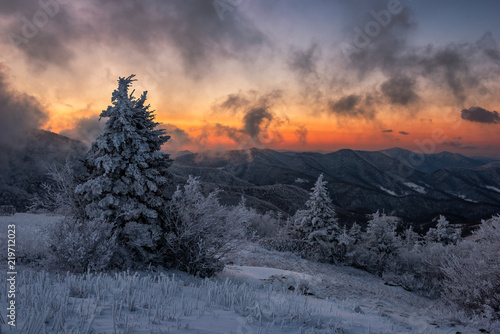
(160, 123, 193, 152)
(212, 90, 283, 114)
(95, 0, 268, 75)
(2, 0, 267, 74)
(381, 75, 419, 105)
(330, 95, 360, 112)
(215, 92, 251, 114)
(59, 114, 105, 145)
(461, 106, 500, 124)
(399, 131, 409, 135)
(339, 1, 500, 106)
(381, 129, 393, 133)
(288, 43, 321, 77)
(243, 108, 273, 138)
(214, 123, 245, 143)
(0, 66, 47, 148)
(209, 89, 288, 146)
(328, 94, 375, 119)
(477, 31, 500, 63)
(295, 125, 308, 145)
(419, 46, 474, 103)
(2, 1, 85, 69)
(343, 0, 416, 78)
(200, 109, 279, 146)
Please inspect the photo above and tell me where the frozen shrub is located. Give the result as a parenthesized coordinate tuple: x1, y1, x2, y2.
(350, 211, 400, 273)
(226, 196, 280, 239)
(364, 211, 400, 256)
(382, 242, 449, 298)
(162, 176, 228, 277)
(46, 217, 117, 273)
(28, 160, 80, 215)
(440, 215, 500, 317)
(425, 215, 461, 245)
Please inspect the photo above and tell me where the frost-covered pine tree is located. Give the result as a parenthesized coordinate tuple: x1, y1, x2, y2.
(74, 75, 172, 266)
(364, 210, 399, 255)
(401, 225, 419, 250)
(294, 173, 339, 247)
(425, 215, 461, 245)
(336, 225, 355, 262)
(348, 222, 362, 244)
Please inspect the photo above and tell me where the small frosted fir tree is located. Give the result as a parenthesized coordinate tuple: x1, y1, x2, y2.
(75, 75, 172, 267)
(364, 210, 399, 256)
(294, 174, 339, 248)
(336, 225, 354, 262)
(348, 222, 362, 244)
(425, 215, 461, 245)
(401, 225, 419, 251)
(358, 210, 400, 273)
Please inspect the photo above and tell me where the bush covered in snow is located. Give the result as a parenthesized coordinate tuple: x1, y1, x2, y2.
(425, 215, 461, 245)
(441, 216, 500, 318)
(162, 176, 229, 277)
(28, 161, 81, 215)
(381, 241, 449, 298)
(347, 211, 401, 274)
(45, 217, 117, 273)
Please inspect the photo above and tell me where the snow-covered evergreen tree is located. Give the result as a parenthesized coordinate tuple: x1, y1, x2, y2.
(348, 222, 362, 244)
(294, 173, 339, 247)
(74, 75, 172, 266)
(337, 226, 354, 247)
(364, 210, 399, 256)
(401, 225, 419, 250)
(425, 215, 461, 245)
(336, 225, 354, 262)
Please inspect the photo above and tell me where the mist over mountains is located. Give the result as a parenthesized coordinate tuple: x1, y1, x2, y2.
(2, 130, 499, 227)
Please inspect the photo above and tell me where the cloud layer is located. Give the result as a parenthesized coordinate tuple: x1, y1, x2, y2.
(461, 106, 500, 124)
(2, 0, 268, 74)
(0, 66, 47, 148)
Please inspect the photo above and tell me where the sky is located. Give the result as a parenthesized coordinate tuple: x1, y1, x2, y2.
(1, 0, 500, 156)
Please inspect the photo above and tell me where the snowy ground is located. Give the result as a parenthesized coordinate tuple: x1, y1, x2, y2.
(0, 214, 497, 333)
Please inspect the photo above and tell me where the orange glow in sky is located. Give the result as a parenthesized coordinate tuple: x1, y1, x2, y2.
(1, 1, 499, 156)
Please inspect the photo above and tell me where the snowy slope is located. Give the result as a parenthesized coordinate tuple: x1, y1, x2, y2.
(0, 214, 497, 333)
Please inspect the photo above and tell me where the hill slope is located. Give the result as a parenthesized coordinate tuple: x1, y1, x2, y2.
(0, 130, 87, 211)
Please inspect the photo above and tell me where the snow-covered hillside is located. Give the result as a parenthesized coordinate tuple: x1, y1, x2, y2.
(1, 214, 497, 333)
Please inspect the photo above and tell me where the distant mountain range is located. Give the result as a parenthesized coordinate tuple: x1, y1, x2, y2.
(172, 148, 500, 226)
(0, 130, 87, 211)
(1, 130, 499, 226)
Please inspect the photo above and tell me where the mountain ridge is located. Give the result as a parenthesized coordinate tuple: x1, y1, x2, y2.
(1, 131, 498, 225)
(173, 147, 500, 225)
